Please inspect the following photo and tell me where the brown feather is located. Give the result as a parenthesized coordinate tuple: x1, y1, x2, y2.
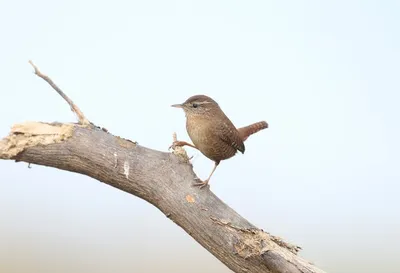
(217, 121, 245, 154)
(238, 121, 268, 141)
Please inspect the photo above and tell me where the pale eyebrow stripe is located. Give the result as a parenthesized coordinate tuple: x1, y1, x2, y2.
(196, 101, 212, 105)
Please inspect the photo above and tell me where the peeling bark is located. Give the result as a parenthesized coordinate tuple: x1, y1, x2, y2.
(0, 122, 73, 159)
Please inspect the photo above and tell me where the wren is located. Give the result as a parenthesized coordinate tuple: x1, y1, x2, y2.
(171, 95, 268, 189)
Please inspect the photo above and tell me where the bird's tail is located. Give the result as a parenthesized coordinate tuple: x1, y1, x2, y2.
(238, 121, 268, 141)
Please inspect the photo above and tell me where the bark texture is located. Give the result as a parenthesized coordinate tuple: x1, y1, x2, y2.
(0, 122, 325, 273)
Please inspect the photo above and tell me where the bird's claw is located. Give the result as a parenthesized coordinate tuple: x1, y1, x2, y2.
(193, 178, 209, 189)
(169, 140, 183, 151)
(168, 141, 177, 151)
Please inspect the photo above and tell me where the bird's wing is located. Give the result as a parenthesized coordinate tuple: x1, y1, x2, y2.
(217, 121, 245, 154)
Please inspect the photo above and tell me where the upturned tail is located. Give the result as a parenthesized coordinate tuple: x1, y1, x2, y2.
(238, 121, 268, 141)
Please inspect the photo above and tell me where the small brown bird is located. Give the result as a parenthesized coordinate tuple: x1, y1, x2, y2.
(171, 95, 268, 188)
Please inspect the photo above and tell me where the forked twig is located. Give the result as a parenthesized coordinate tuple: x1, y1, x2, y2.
(28, 60, 90, 126)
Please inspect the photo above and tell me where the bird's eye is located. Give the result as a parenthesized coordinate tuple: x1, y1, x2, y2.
(192, 103, 198, 108)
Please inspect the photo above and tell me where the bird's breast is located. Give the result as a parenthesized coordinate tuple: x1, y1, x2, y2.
(186, 117, 212, 148)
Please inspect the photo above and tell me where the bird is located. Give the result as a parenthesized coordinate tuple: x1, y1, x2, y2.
(171, 94, 268, 189)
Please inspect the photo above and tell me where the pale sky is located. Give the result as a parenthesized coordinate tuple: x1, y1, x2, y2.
(1, 1, 399, 272)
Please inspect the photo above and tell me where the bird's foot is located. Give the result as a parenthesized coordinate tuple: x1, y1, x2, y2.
(168, 140, 185, 150)
(193, 178, 209, 189)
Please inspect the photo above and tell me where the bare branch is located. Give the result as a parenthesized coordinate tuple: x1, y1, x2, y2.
(28, 60, 90, 126)
(0, 123, 326, 273)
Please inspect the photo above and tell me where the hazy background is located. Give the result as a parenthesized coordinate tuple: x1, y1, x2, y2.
(1, 1, 399, 272)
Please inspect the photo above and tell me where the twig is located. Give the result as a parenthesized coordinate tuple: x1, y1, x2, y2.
(28, 60, 90, 126)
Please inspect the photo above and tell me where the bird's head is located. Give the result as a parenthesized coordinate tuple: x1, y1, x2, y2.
(171, 95, 220, 117)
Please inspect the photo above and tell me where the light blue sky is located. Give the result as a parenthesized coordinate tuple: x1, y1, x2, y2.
(1, 1, 399, 272)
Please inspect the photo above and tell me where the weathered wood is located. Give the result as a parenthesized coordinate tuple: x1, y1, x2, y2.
(0, 121, 326, 273)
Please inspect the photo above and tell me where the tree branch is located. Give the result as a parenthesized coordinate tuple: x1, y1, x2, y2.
(0, 63, 327, 273)
(29, 60, 90, 126)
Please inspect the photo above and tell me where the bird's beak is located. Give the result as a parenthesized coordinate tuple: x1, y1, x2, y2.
(171, 103, 183, 108)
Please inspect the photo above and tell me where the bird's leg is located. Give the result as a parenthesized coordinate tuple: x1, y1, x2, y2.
(169, 140, 198, 151)
(193, 161, 220, 189)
